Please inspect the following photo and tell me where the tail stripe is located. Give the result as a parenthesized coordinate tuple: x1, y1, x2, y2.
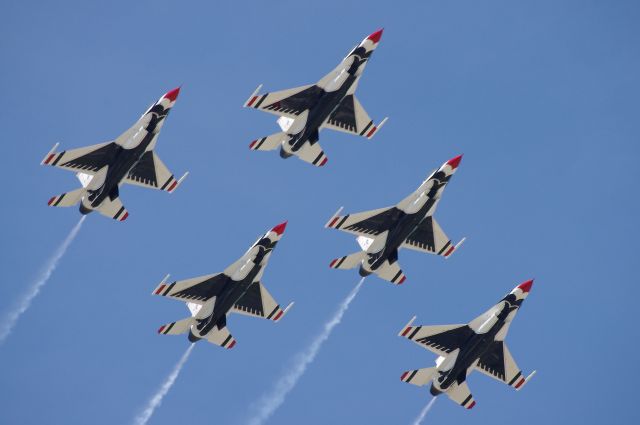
(462, 395, 473, 408)
(113, 206, 125, 220)
(255, 137, 267, 150)
(508, 371, 522, 386)
(254, 94, 268, 108)
(336, 215, 350, 229)
(266, 305, 280, 320)
(408, 326, 422, 340)
(312, 152, 324, 165)
(53, 193, 66, 207)
(162, 282, 176, 296)
(51, 151, 65, 166)
(359, 121, 373, 136)
(221, 334, 233, 348)
(437, 241, 451, 255)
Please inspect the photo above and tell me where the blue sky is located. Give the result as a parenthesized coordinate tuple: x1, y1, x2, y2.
(1, 1, 639, 424)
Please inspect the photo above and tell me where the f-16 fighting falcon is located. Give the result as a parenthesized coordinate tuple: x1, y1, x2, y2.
(398, 280, 537, 409)
(152, 222, 294, 349)
(324, 155, 465, 285)
(41, 88, 188, 221)
(243, 29, 388, 167)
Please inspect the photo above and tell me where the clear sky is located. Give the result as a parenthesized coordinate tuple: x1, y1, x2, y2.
(1, 1, 639, 424)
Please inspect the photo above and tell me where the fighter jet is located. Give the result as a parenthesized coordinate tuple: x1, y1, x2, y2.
(41, 87, 188, 221)
(243, 29, 388, 167)
(152, 222, 294, 348)
(324, 155, 465, 285)
(398, 280, 537, 409)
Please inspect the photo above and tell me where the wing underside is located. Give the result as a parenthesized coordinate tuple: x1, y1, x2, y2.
(323, 95, 383, 139)
(231, 281, 291, 322)
(245, 84, 324, 118)
(152, 273, 227, 304)
(326, 206, 400, 237)
(399, 323, 474, 357)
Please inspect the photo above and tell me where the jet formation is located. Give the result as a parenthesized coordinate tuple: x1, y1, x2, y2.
(398, 280, 537, 409)
(41, 88, 188, 221)
(244, 29, 387, 167)
(36, 28, 537, 413)
(325, 155, 465, 284)
(153, 222, 294, 348)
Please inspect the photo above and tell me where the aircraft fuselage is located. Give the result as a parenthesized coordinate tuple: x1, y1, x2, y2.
(84, 105, 168, 210)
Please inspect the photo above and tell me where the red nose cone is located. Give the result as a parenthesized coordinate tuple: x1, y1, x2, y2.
(517, 279, 534, 293)
(446, 154, 463, 170)
(367, 28, 384, 44)
(164, 87, 181, 102)
(271, 221, 288, 235)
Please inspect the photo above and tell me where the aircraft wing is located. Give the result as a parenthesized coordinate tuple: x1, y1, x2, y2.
(326, 206, 400, 237)
(124, 151, 186, 193)
(402, 217, 460, 258)
(322, 95, 385, 139)
(41, 141, 118, 174)
(244, 84, 324, 119)
(231, 281, 292, 322)
(474, 341, 528, 389)
(152, 273, 227, 305)
(399, 320, 474, 357)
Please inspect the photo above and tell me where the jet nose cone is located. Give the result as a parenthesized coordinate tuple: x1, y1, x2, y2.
(446, 154, 463, 170)
(271, 221, 288, 235)
(164, 86, 181, 102)
(367, 28, 384, 44)
(517, 279, 534, 293)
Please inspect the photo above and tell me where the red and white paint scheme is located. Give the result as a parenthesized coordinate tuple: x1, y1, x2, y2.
(398, 280, 537, 409)
(41, 87, 188, 221)
(325, 155, 465, 285)
(152, 222, 294, 349)
(244, 30, 387, 167)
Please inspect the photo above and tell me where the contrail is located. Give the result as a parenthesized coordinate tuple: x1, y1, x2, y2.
(412, 397, 437, 425)
(134, 344, 195, 425)
(0, 216, 86, 344)
(247, 277, 366, 425)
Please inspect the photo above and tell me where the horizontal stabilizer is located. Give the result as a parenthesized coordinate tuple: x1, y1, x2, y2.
(157, 317, 193, 335)
(400, 367, 437, 387)
(47, 187, 85, 208)
(445, 380, 476, 409)
(95, 196, 129, 221)
(376, 260, 407, 285)
(206, 324, 237, 349)
(249, 132, 288, 151)
(329, 251, 366, 270)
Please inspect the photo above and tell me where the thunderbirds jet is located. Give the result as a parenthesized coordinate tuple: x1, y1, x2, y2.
(324, 155, 465, 285)
(243, 29, 388, 167)
(398, 280, 537, 409)
(152, 222, 294, 349)
(41, 88, 188, 221)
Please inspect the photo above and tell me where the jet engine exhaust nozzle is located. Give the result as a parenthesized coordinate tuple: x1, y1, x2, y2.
(279, 147, 292, 159)
(358, 265, 372, 277)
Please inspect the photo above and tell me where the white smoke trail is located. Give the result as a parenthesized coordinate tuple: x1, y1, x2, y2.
(0, 216, 86, 344)
(134, 344, 195, 425)
(247, 277, 366, 425)
(412, 397, 437, 425)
